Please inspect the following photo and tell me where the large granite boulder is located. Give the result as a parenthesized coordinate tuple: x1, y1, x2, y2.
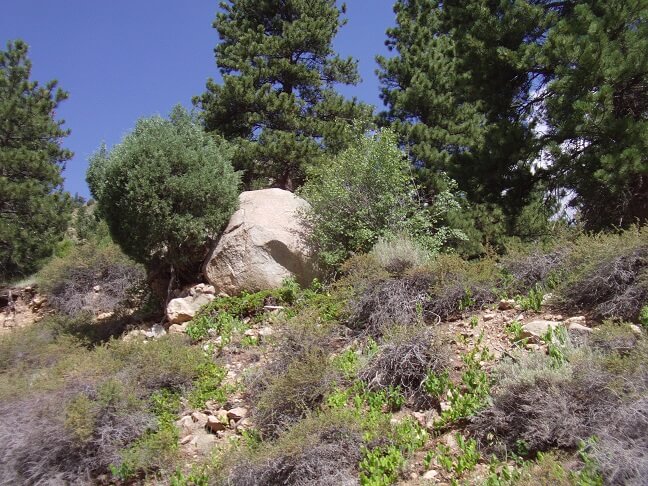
(203, 188, 316, 295)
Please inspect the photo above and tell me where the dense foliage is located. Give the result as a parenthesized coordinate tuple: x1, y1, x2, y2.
(194, 0, 372, 189)
(87, 106, 240, 281)
(299, 129, 463, 269)
(540, 0, 648, 230)
(0, 40, 72, 281)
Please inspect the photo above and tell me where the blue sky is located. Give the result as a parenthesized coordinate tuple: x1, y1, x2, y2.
(1, 1, 395, 199)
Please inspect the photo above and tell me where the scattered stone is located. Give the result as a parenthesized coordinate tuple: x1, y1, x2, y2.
(423, 470, 438, 480)
(483, 312, 497, 322)
(122, 329, 147, 341)
(244, 329, 257, 337)
(440, 401, 451, 412)
(227, 407, 248, 422)
(206, 415, 227, 433)
(180, 435, 193, 445)
(203, 189, 317, 294)
(568, 322, 592, 333)
(263, 305, 285, 311)
(525, 343, 543, 352)
(629, 324, 643, 336)
(190, 283, 216, 296)
(150, 323, 166, 338)
(498, 299, 516, 311)
(93, 285, 101, 293)
(166, 284, 216, 324)
(258, 326, 274, 337)
(191, 411, 208, 426)
(565, 316, 587, 325)
(521, 320, 562, 343)
(541, 293, 554, 306)
(177, 415, 194, 432)
(169, 322, 188, 334)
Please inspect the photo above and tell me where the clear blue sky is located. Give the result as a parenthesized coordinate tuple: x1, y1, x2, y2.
(1, 1, 395, 199)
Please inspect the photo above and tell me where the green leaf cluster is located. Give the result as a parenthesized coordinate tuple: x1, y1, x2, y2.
(86, 105, 240, 279)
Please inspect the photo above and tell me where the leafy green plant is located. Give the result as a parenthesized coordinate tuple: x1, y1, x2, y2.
(359, 444, 405, 486)
(299, 128, 464, 269)
(505, 320, 527, 347)
(541, 325, 569, 367)
(187, 362, 228, 409)
(469, 315, 479, 329)
(516, 284, 545, 312)
(433, 434, 480, 480)
(423, 370, 451, 398)
(639, 305, 648, 329)
(186, 312, 246, 343)
(435, 336, 492, 428)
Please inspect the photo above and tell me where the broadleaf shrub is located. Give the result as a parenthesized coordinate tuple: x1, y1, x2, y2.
(299, 128, 463, 270)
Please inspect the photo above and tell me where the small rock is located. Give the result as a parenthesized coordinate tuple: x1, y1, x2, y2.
(227, 407, 248, 421)
(123, 329, 147, 341)
(177, 415, 194, 432)
(565, 316, 587, 325)
(483, 312, 497, 322)
(206, 415, 227, 433)
(525, 343, 543, 352)
(263, 305, 285, 311)
(412, 411, 426, 426)
(521, 320, 562, 343)
(191, 411, 208, 426)
(244, 329, 257, 337)
(150, 323, 166, 338)
(258, 326, 274, 337)
(169, 323, 188, 334)
(180, 434, 193, 445)
(423, 470, 438, 480)
(440, 401, 451, 412)
(498, 299, 516, 311)
(568, 322, 592, 333)
(96, 312, 114, 320)
(541, 293, 554, 306)
(629, 324, 643, 336)
(93, 285, 101, 293)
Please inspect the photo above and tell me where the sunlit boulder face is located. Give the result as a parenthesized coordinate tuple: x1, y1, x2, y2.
(203, 188, 316, 295)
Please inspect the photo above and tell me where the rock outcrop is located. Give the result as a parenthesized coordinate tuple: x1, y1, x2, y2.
(203, 188, 316, 295)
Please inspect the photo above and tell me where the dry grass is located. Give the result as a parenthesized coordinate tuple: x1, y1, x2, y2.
(358, 325, 449, 407)
(557, 226, 648, 321)
(222, 414, 362, 486)
(347, 272, 435, 337)
(38, 241, 145, 316)
(470, 334, 648, 485)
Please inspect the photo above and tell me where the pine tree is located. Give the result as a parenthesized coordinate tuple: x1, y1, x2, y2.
(540, 0, 648, 229)
(378, 0, 549, 252)
(0, 40, 72, 281)
(194, 0, 372, 189)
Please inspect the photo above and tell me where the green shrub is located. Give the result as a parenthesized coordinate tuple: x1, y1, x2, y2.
(87, 105, 240, 280)
(299, 128, 463, 269)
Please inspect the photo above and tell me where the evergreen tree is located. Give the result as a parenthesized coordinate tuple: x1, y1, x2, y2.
(194, 0, 372, 189)
(87, 106, 240, 283)
(378, 1, 550, 252)
(0, 40, 72, 281)
(540, 0, 648, 229)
